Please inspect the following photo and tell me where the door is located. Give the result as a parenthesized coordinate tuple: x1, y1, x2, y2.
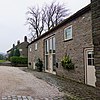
(45, 36, 56, 74)
(85, 49, 96, 86)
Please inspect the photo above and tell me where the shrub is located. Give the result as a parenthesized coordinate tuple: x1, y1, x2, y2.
(10, 56, 28, 65)
(61, 55, 74, 70)
(35, 58, 43, 72)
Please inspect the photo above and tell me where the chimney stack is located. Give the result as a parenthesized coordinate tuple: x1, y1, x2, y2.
(17, 40, 20, 45)
(24, 36, 27, 42)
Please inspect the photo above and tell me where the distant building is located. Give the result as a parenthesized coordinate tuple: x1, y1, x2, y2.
(7, 36, 29, 57)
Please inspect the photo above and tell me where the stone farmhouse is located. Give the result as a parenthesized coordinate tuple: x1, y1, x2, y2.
(28, 4, 96, 87)
(7, 36, 29, 57)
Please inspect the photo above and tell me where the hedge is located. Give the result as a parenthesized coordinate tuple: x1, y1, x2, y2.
(10, 56, 28, 65)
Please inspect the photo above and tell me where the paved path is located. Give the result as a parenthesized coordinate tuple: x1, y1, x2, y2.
(0, 66, 64, 100)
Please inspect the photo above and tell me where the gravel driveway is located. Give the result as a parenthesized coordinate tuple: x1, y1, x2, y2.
(0, 66, 63, 98)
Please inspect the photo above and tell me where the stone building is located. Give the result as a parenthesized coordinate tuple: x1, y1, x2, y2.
(91, 0, 100, 88)
(28, 4, 96, 87)
(7, 36, 29, 57)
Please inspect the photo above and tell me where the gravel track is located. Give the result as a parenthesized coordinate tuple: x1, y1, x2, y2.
(0, 66, 64, 98)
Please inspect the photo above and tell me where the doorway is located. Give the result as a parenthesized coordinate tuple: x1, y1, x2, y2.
(85, 48, 96, 86)
(45, 36, 56, 74)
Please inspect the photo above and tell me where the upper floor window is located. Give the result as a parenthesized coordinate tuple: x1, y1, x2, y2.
(35, 43, 37, 50)
(64, 25, 72, 40)
(45, 36, 55, 54)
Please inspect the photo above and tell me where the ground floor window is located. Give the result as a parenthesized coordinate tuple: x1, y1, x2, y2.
(87, 51, 94, 66)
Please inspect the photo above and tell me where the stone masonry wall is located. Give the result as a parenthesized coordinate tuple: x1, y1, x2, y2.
(91, 0, 100, 88)
(28, 33, 56, 70)
(28, 9, 93, 83)
(55, 11, 93, 83)
(28, 39, 43, 69)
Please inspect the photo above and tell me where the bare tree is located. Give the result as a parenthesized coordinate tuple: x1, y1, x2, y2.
(54, 3, 69, 25)
(26, 1, 69, 40)
(26, 7, 45, 38)
(42, 2, 56, 30)
(43, 1, 69, 30)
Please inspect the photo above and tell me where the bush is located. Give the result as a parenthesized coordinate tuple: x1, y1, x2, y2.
(10, 56, 28, 65)
(61, 55, 74, 70)
(35, 58, 43, 72)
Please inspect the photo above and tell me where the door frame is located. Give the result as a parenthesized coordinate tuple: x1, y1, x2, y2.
(84, 48, 96, 86)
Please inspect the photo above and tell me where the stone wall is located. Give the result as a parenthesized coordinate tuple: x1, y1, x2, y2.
(91, 0, 100, 88)
(55, 11, 93, 83)
(28, 6, 93, 83)
(28, 39, 44, 69)
(28, 33, 55, 70)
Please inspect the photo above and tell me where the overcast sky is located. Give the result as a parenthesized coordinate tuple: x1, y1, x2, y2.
(0, 0, 90, 53)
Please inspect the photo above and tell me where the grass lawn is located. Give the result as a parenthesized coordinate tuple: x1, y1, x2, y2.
(0, 60, 6, 63)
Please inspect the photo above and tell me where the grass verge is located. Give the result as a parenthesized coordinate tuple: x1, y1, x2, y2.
(0, 60, 6, 63)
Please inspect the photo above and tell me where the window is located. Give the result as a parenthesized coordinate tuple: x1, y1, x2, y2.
(87, 51, 94, 66)
(45, 55, 48, 70)
(45, 40, 49, 54)
(52, 37, 55, 53)
(35, 43, 37, 50)
(19, 49, 22, 52)
(29, 47, 32, 52)
(64, 25, 72, 40)
(49, 38, 52, 51)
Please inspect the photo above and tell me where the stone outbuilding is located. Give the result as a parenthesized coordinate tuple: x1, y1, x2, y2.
(28, 4, 97, 87)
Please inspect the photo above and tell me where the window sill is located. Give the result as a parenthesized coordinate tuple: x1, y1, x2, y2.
(63, 38, 73, 42)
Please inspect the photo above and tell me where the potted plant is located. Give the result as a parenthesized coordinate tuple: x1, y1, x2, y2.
(35, 58, 43, 72)
(61, 55, 74, 70)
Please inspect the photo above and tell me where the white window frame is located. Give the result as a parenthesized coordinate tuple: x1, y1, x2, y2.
(64, 25, 72, 40)
(35, 43, 37, 50)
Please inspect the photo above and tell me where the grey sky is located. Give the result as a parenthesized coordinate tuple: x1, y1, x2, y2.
(0, 0, 90, 53)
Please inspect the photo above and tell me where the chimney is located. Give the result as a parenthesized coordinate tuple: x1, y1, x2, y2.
(13, 44, 15, 49)
(17, 40, 20, 45)
(24, 36, 27, 42)
(13, 44, 15, 48)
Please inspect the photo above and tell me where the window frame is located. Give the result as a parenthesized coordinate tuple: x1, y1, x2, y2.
(64, 25, 72, 40)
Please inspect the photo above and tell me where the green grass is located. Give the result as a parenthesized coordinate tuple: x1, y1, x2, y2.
(0, 60, 6, 63)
